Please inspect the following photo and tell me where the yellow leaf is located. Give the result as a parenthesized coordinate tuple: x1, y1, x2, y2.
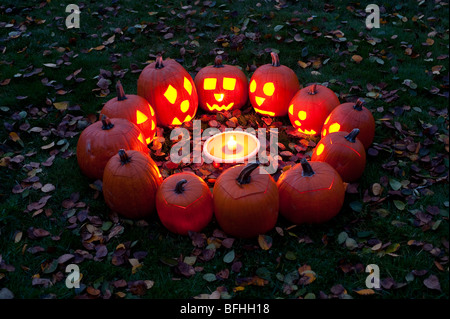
(9, 132, 21, 142)
(352, 55, 363, 63)
(54, 101, 68, 111)
(355, 289, 375, 295)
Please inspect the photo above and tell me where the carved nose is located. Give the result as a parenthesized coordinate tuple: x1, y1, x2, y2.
(214, 94, 224, 102)
(255, 96, 265, 106)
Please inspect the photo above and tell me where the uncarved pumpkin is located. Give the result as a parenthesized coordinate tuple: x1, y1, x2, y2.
(249, 52, 300, 117)
(311, 128, 366, 182)
(194, 55, 248, 113)
(76, 116, 148, 180)
(103, 149, 163, 219)
(277, 159, 345, 224)
(213, 162, 279, 238)
(101, 81, 157, 145)
(321, 98, 375, 149)
(288, 83, 340, 136)
(137, 54, 198, 127)
(156, 172, 213, 235)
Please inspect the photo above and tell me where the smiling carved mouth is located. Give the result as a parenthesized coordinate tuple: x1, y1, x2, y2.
(206, 102, 234, 111)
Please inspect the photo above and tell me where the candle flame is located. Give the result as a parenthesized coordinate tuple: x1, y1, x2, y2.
(227, 135, 237, 151)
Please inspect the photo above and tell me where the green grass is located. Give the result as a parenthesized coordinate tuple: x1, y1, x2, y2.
(0, 0, 448, 299)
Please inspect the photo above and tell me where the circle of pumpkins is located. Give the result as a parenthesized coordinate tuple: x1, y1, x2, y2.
(76, 52, 375, 239)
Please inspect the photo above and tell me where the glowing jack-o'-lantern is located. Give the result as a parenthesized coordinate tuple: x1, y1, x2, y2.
(137, 55, 198, 127)
(288, 84, 340, 136)
(248, 52, 300, 117)
(321, 98, 375, 149)
(101, 81, 157, 145)
(311, 128, 366, 182)
(194, 55, 248, 113)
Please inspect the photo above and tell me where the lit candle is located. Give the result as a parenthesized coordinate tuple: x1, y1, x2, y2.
(227, 135, 237, 152)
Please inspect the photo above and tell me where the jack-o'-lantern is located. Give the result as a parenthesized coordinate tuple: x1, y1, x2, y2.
(311, 128, 366, 182)
(101, 81, 157, 145)
(194, 55, 248, 113)
(321, 98, 375, 149)
(248, 52, 300, 117)
(288, 84, 340, 136)
(137, 54, 198, 127)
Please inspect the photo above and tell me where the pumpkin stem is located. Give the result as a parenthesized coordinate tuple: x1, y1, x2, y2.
(270, 52, 281, 67)
(214, 55, 224, 68)
(174, 179, 188, 194)
(300, 158, 315, 177)
(116, 80, 127, 101)
(236, 162, 260, 185)
(345, 128, 360, 143)
(353, 98, 365, 111)
(118, 149, 131, 165)
(308, 83, 318, 95)
(155, 54, 164, 69)
(101, 115, 114, 130)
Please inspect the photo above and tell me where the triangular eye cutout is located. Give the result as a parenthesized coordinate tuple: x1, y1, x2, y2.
(136, 110, 148, 124)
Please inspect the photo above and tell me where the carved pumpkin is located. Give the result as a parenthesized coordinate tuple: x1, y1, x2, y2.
(277, 158, 345, 224)
(311, 129, 366, 182)
(137, 54, 198, 127)
(288, 84, 340, 136)
(321, 98, 375, 149)
(213, 162, 279, 238)
(249, 52, 300, 117)
(76, 116, 148, 180)
(103, 149, 163, 219)
(194, 55, 248, 113)
(156, 172, 213, 235)
(100, 81, 157, 145)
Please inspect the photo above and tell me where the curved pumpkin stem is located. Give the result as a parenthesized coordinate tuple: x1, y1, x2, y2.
(353, 98, 365, 111)
(174, 179, 188, 194)
(116, 81, 127, 101)
(214, 55, 224, 68)
(308, 83, 318, 95)
(300, 158, 315, 177)
(155, 54, 164, 69)
(270, 52, 281, 67)
(101, 115, 114, 130)
(118, 149, 131, 165)
(345, 128, 360, 143)
(236, 162, 260, 186)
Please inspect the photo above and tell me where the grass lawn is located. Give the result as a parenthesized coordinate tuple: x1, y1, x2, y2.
(0, 0, 448, 300)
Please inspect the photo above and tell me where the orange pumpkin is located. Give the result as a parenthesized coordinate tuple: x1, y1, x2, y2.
(311, 129, 366, 182)
(277, 159, 345, 224)
(137, 54, 198, 127)
(321, 98, 375, 149)
(249, 52, 300, 117)
(213, 162, 279, 238)
(194, 55, 248, 113)
(156, 172, 213, 235)
(101, 81, 157, 145)
(288, 84, 340, 136)
(76, 116, 148, 180)
(103, 149, 163, 219)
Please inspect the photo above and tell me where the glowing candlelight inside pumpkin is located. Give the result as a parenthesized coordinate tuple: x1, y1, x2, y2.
(203, 131, 260, 164)
(227, 135, 237, 152)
